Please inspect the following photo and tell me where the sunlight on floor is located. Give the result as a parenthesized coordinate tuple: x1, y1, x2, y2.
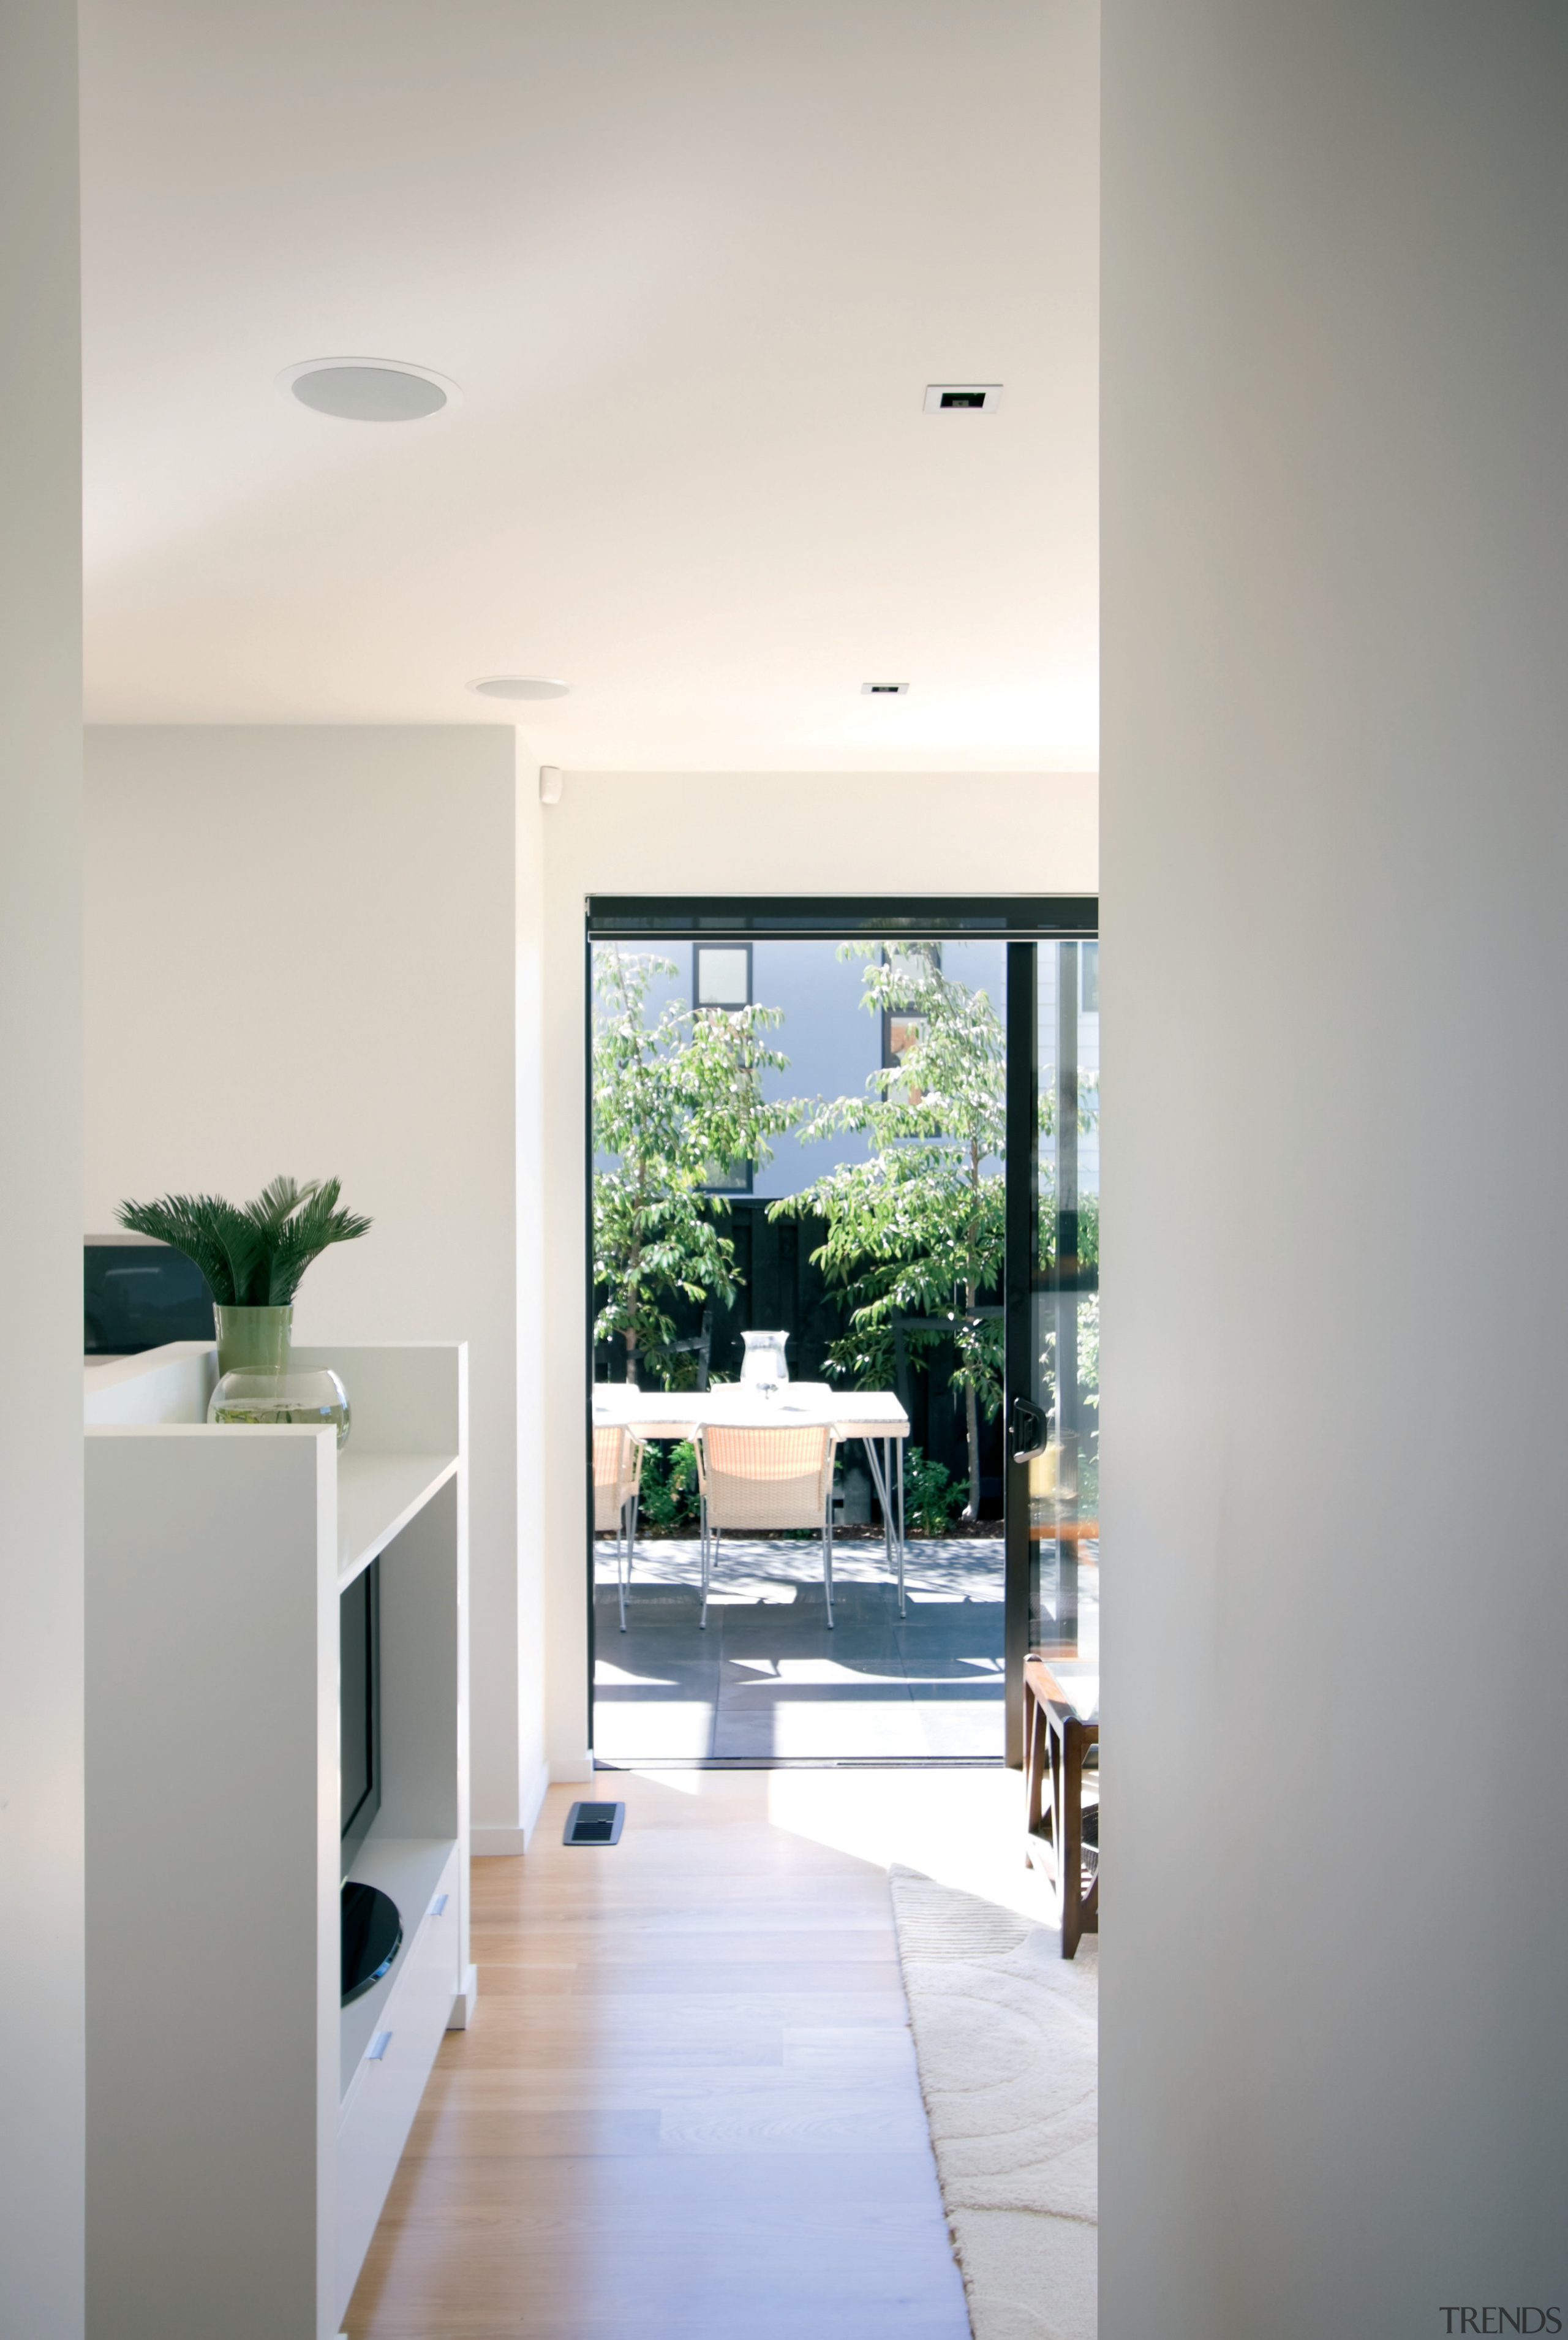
(621, 1763, 1064, 1928)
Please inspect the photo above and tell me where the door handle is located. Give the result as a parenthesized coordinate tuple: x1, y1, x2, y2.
(1011, 1398, 1049, 1463)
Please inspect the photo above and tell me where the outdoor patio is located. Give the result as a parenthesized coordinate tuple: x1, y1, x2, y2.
(593, 1536, 1098, 1761)
(594, 1533, 1002, 1759)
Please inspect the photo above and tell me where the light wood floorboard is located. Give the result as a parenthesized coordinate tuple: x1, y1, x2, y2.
(345, 1771, 972, 2339)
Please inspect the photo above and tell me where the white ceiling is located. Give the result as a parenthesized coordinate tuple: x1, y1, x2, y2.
(80, 0, 1098, 769)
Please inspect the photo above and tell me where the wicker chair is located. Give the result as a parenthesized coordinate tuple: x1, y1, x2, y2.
(695, 1422, 839, 1629)
(593, 1424, 644, 1632)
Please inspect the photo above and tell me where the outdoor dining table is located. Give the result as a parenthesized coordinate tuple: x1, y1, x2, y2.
(591, 1379, 912, 1612)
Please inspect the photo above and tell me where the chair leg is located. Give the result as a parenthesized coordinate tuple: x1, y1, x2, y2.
(700, 1500, 710, 1629)
(617, 1505, 627, 1634)
(824, 1496, 834, 1629)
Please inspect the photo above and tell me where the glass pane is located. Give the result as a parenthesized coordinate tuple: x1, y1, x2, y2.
(1029, 941, 1099, 1701)
(589, 932, 1008, 1762)
(695, 944, 750, 1006)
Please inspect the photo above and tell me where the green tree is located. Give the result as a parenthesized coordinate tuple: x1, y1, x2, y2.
(592, 947, 797, 1384)
(770, 945, 1006, 1519)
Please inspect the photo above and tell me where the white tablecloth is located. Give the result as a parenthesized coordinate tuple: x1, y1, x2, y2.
(591, 1379, 910, 1445)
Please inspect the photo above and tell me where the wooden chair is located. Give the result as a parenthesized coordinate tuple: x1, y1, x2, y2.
(1023, 1653, 1099, 1957)
(694, 1422, 838, 1628)
(593, 1424, 644, 1632)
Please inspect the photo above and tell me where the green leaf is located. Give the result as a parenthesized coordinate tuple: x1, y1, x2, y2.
(769, 943, 1008, 1501)
(116, 1176, 371, 1309)
(590, 946, 802, 1382)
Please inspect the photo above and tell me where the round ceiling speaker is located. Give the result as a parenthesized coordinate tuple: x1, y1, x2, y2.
(277, 357, 462, 421)
(467, 677, 571, 700)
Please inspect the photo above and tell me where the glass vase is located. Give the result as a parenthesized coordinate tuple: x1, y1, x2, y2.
(207, 1303, 352, 1449)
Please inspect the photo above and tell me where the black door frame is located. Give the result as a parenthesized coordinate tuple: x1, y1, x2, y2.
(1004, 942, 1039, 1769)
(584, 894, 1099, 1764)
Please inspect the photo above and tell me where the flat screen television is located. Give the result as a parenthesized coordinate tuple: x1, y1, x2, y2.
(340, 1558, 381, 1879)
(84, 1237, 216, 1355)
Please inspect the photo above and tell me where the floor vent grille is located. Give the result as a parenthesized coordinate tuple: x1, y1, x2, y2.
(564, 1800, 625, 1846)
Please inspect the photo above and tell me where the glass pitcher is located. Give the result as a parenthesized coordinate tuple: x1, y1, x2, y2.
(739, 1329, 790, 1392)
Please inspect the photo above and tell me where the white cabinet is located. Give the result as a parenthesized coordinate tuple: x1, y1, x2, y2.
(85, 1341, 472, 2340)
(337, 1840, 461, 2309)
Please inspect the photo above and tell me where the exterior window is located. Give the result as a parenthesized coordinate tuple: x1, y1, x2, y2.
(1080, 939, 1099, 1013)
(694, 944, 751, 1009)
(882, 942, 938, 1095)
(703, 1158, 753, 1193)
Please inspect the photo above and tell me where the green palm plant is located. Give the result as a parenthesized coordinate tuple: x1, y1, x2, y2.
(117, 1175, 371, 1305)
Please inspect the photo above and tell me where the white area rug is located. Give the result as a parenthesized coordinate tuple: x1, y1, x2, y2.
(890, 1866, 1098, 2340)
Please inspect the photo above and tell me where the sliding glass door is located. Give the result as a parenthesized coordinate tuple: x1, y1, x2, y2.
(1004, 938, 1099, 1762)
(587, 897, 1096, 1768)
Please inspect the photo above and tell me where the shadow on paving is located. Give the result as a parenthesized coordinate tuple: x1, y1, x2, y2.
(593, 1539, 1005, 1761)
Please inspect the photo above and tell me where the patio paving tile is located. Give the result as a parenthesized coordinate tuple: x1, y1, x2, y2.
(722, 1662, 909, 1689)
(592, 1702, 717, 1762)
(596, 1655, 723, 1694)
(713, 1698, 925, 1762)
(717, 1623, 910, 1666)
(908, 1701, 1005, 1757)
(894, 1657, 1005, 1685)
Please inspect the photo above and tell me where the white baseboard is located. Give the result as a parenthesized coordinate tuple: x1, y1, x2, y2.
(470, 1759, 553, 1859)
(446, 1962, 480, 2030)
(470, 1823, 530, 1856)
(520, 1759, 551, 1844)
(472, 1759, 582, 1862)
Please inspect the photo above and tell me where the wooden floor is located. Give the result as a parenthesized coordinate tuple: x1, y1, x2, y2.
(346, 1771, 973, 2340)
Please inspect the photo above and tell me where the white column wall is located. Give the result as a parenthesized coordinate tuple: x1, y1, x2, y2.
(1102, 7, 1568, 2331)
(539, 769, 1097, 1776)
(512, 750, 550, 1847)
(0, 2, 85, 2333)
(81, 727, 541, 1841)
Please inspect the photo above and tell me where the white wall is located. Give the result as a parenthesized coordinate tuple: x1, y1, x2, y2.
(540, 769, 1096, 1773)
(513, 750, 549, 1845)
(0, 4, 85, 2333)
(1102, 6, 1568, 2331)
(83, 728, 544, 1844)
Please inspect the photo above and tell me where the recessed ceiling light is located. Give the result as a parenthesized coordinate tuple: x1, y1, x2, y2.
(862, 681, 909, 696)
(467, 676, 571, 701)
(277, 357, 462, 421)
(923, 383, 1003, 413)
